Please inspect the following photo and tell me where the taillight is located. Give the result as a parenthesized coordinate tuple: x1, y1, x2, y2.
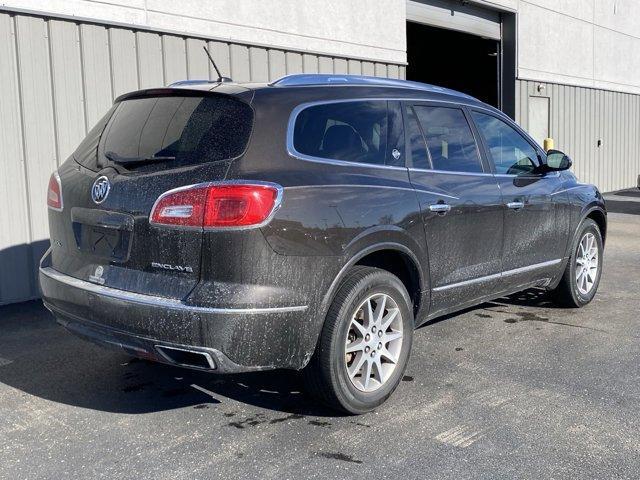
(149, 182, 282, 229)
(47, 172, 63, 211)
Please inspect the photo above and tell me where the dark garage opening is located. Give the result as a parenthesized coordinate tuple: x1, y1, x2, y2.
(406, 21, 500, 108)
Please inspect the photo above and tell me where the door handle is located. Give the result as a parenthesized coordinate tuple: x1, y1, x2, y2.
(507, 201, 525, 210)
(429, 203, 451, 214)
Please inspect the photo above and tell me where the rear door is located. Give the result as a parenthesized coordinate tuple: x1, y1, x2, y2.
(404, 102, 504, 315)
(469, 109, 569, 287)
(49, 91, 253, 299)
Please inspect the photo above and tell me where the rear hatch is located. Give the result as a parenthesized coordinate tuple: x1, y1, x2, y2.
(48, 88, 254, 299)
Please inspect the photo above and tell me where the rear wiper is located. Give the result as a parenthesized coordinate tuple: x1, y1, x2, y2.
(142, 156, 176, 162)
(104, 151, 175, 163)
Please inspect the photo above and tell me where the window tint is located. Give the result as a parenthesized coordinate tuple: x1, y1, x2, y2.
(293, 101, 388, 165)
(413, 106, 483, 173)
(472, 112, 539, 175)
(98, 95, 253, 172)
(73, 104, 117, 169)
(405, 105, 429, 169)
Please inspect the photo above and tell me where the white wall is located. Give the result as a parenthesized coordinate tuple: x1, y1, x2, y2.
(0, 0, 407, 64)
(475, 0, 640, 95)
(7, 0, 640, 94)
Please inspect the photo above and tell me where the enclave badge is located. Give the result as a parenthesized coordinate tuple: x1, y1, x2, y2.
(91, 176, 110, 204)
(151, 262, 194, 273)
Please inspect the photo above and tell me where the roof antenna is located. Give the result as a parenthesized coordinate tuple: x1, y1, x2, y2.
(203, 46, 232, 83)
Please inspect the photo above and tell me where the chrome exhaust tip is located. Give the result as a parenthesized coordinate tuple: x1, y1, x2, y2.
(155, 345, 216, 370)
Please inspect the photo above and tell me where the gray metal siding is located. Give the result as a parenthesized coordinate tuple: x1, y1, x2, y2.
(0, 10, 405, 305)
(516, 79, 640, 193)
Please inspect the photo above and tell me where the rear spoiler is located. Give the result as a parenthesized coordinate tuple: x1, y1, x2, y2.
(114, 85, 254, 104)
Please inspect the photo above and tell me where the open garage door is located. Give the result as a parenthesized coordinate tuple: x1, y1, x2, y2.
(406, 0, 515, 114)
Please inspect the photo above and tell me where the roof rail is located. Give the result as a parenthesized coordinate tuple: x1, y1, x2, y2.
(269, 74, 473, 98)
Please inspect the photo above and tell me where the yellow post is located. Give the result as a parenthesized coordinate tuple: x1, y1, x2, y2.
(543, 138, 554, 152)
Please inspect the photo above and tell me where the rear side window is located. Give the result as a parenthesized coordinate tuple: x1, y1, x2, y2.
(405, 105, 429, 169)
(413, 106, 483, 173)
(96, 94, 253, 171)
(293, 101, 389, 165)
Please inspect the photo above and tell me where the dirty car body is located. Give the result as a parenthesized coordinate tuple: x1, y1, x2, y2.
(40, 75, 607, 375)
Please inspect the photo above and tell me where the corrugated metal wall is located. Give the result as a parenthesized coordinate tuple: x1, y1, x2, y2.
(516, 79, 640, 193)
(0, 10, 405, 305)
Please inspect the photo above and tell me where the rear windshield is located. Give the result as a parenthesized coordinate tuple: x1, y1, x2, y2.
(74, 94, 253, 172)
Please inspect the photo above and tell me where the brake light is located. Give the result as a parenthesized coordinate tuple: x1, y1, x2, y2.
(150, 182, 281, 229)
(47, 172, 63, 211)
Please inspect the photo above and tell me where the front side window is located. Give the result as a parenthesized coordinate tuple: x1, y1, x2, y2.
(293, 101, 389, 165)
(472, 112, 539, 175)
(413, 106, 483, 173)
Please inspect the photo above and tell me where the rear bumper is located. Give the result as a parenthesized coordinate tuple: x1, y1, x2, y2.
(39, 260, 311, 372)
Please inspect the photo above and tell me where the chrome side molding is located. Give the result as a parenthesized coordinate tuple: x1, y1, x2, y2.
(432, 258, 562, 292)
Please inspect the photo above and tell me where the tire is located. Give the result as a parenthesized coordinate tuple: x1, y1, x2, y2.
(550, 218, 603, 308)
(303, 266, 414, 414)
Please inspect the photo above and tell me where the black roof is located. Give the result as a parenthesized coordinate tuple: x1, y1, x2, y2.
(119, 74, 497, 112)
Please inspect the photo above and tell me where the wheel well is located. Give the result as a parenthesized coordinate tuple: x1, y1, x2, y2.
(587, 210, 607, 245)
(354, 249, 422, 315)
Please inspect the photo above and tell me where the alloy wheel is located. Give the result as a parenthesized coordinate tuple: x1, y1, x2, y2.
(344, 293, 403, 393)
(575, 232, 599, 295)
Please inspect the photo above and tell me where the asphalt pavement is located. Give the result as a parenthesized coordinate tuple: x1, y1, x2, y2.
(1, 192, 639, 480)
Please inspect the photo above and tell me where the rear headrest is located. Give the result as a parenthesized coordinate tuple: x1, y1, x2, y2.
(322, 125, 363, 159)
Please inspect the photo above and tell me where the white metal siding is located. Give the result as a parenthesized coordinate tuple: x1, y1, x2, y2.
(0, 11, 405, 305)
(516, 79, 640, 193)
(0, 14, 32, 302)
(0, 0, 408, 65)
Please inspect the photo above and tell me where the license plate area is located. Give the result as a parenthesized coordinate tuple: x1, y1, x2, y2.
(71, 208, 134, 263)
(76, 225, 131, 261)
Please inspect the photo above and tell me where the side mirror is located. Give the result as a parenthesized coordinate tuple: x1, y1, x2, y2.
(545, 149, 572, 171)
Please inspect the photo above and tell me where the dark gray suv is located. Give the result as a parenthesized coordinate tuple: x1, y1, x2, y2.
(40, 74, 606, 413)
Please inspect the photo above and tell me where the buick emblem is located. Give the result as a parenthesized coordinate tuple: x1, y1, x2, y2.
(91, 176, 110, 204)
